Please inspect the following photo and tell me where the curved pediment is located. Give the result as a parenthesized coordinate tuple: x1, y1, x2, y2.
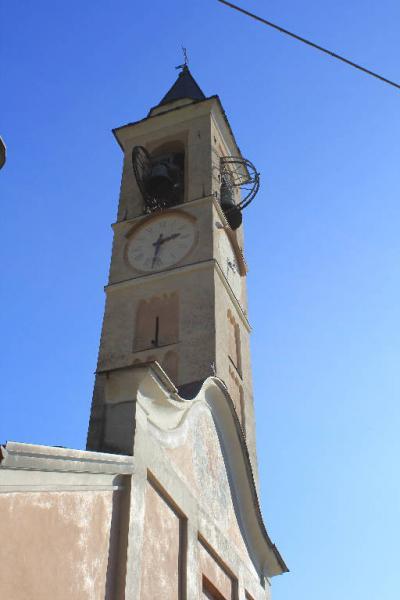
(134, 363, 288, 579)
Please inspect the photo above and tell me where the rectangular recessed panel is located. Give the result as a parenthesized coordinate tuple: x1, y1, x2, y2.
(199, 539, 234, 600)
(140, 478, 185, 599)
(203, 575, 228, 599)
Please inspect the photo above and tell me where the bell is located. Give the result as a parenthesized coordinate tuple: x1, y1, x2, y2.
(220, 181, 242, 230)
(146, 162, 174, 200)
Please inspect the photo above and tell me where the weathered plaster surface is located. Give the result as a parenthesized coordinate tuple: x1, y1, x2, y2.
(0, 490, 113, 600)
(131, 366, 287, 591)
(139, 480, 181, 599)
(163, 405, 256, 576)
(199, 540, 233, 599)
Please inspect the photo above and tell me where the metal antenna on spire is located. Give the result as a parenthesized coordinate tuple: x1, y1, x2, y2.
(175, 46, 189, 71)
(182, 46, 189, 66)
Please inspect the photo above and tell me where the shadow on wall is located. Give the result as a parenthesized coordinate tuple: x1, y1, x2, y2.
(104, 476, 131, 600)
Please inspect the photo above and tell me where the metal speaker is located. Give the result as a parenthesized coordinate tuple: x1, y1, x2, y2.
(220, 181, 243, 230)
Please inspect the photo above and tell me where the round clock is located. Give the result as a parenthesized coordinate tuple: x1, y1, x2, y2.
(218, 230, 242, 300)
(126, 212, 197, 272)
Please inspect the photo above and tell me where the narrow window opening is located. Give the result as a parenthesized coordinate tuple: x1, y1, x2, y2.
(151, 316, 160, 347)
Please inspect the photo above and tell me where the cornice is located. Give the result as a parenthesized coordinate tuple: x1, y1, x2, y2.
(112, 95, 242, 160)
(104, 257, 251, 333)
(0, 442, 135, 475)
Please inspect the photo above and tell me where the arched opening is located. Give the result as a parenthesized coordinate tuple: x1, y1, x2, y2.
(134, 293, 179, 352)
(148, 140, 185, 207)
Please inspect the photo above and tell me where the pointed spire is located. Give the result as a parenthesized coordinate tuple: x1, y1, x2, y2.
(158, 66, 206, 107)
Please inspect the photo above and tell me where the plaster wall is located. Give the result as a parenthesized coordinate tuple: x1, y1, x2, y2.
(199, 540, 234, 599)
(126, 370, 280, 600)
(139, 479, 182, 599)
(162, 404, 258, 580)
(0, 444, 134, 600)
(0, 489, 113, 600)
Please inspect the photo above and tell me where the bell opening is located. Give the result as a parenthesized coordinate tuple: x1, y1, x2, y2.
(145, 147, 185, 207)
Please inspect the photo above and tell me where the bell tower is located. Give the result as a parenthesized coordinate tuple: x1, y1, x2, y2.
(87, 67, 260, 477)
(0, 66, 287, 600)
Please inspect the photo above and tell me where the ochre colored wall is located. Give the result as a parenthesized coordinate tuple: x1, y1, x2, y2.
(0, 490, 113, 600)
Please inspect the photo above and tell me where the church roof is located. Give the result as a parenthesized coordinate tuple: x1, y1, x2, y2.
(158, 66, 206, 106)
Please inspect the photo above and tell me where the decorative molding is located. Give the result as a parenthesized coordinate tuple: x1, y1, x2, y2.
(112, 194, 215, 229)
(0, 485, 124, 494)
(104, 257, 215, 293)
(104, 256, 251, 333)
(0, 442, 135, 475)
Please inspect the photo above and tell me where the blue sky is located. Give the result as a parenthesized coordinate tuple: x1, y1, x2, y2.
(1, 1, 399, 598)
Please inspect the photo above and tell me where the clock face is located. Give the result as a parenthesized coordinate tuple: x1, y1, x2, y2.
(218, 230, 242, 300)
(126, 212, 196, 272)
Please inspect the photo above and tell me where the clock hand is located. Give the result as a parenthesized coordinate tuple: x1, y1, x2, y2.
(152, 233, 164, 247)
(152, 233, 163, 267)
(159, 232, 181, 244)
(151, 233, 181, 268)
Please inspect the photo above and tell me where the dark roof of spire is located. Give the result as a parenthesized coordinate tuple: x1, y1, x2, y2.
(158, 66, 206, 107)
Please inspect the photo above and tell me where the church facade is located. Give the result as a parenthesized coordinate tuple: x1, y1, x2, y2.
(0, 68, 287, 599)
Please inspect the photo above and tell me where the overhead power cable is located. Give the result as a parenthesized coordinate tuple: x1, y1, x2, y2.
(217, 0, 400, 91)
